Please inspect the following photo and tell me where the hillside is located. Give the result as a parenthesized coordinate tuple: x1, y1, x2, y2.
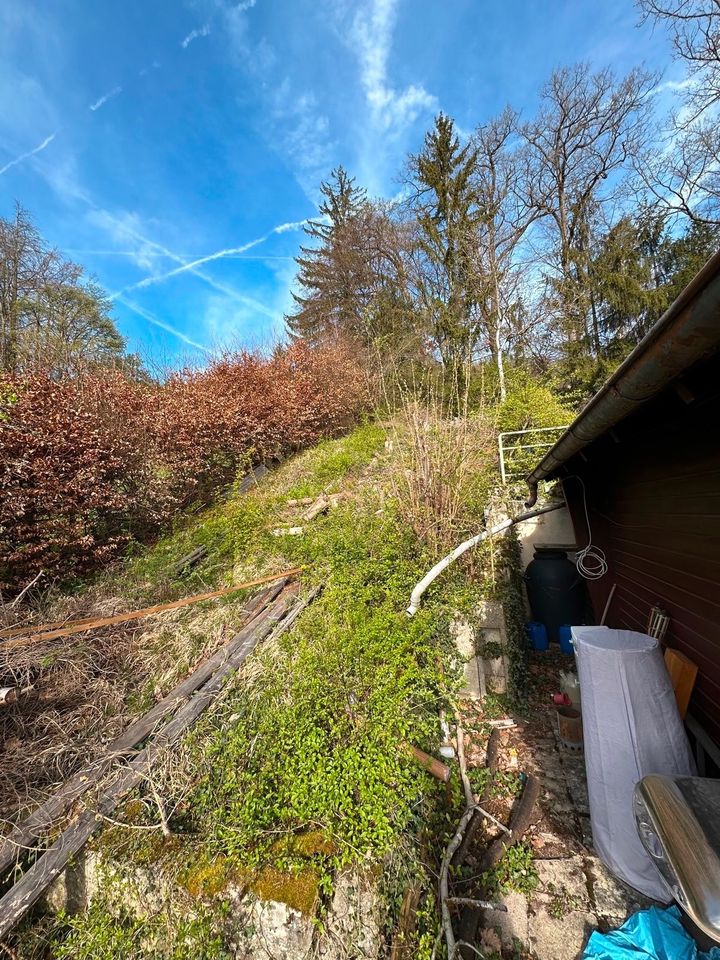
(4, 414, 525, 959)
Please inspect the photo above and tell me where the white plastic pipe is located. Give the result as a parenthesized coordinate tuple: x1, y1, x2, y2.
(406, 502, 564, 616)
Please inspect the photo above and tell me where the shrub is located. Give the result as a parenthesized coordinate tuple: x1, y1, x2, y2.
(0, 342, 368, 593)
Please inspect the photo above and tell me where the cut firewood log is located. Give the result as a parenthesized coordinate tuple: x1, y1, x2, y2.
(301, 496, 330, 523)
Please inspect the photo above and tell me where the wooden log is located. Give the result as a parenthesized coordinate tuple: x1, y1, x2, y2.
(477, 773, 540, 874)
(173, 546, 208, 576)
(389, 886, 422, 960)
(0, 586, 315, 940)
(400, 743, 451, 783)
(301, 497, 330, 523)
(0, 582, 286, 881)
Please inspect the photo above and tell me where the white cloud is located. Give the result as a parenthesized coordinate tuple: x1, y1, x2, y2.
(350, 0, 436, 132)
(180, 23, 211, 49)
(117, 296, 211, 354)
(217, 0, 259, 58)
(649, 77, 696, 97)
(265, 81, 337, 199)
(0, 131, 56, 176)
(89, 85, 123, 112)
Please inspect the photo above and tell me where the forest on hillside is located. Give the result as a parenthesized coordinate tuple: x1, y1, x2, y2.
(1, 0, 719, 593)
(287, 26, 719, 404)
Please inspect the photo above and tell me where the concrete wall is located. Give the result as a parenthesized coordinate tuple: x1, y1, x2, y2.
(514, 503, 578, 571)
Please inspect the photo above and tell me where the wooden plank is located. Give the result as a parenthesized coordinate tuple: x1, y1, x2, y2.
(665, 647, 699, 719)
(0, 568, 304, 648)
(0, 582, 286, 881)
(173, 545, 208, 576)
(236, 462, 270, 495)
(686, 713, 720, 772)
(0, 586, 315, 940)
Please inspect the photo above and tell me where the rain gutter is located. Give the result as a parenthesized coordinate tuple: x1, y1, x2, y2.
(525, 248, 720, 506)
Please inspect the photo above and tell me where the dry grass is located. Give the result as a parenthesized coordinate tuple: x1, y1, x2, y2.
(386, 379, 496, 557)
(0, 587, 259, 824)
(0, 627, 135, 821)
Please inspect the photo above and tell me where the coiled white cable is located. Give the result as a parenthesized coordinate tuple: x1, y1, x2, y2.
(567, 475, 608, 581)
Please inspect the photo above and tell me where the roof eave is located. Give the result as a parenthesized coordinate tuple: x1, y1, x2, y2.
(525, 248, 720, 506)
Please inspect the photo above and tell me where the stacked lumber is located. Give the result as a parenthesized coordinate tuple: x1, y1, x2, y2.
(0, 579, 316, 940)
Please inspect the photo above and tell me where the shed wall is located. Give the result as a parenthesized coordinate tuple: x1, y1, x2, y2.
(561, 365, 720, 746)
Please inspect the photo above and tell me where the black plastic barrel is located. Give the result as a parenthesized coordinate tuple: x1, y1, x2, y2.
(525, 548, 589, 644)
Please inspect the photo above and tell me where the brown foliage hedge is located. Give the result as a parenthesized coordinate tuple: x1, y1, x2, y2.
(0, 342, 368, 593)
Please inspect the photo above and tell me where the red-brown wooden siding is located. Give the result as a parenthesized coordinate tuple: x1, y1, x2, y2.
(560, 360, 720, 747)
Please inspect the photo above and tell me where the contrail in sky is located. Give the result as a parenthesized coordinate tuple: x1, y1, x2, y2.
(89, 86, 123, 112)
(118, 220, 307, 294)
(0, 133, 56, 176)
(117, 296, 212, 354)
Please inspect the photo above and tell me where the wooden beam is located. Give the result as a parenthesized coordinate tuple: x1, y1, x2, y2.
(0, 586, 315, 940)
(0, 582, 286, 881)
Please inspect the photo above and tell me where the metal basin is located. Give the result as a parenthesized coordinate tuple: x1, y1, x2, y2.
(634, 774, 720, 943)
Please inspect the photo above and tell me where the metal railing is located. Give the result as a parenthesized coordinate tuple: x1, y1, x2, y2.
(498, 425, 569, 484)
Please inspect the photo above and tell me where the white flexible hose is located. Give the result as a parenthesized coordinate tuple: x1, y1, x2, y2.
(406, 502, 564, 616)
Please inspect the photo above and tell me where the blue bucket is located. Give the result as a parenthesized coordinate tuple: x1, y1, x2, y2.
(526, 621, 549, 651)
(558, 624, 574, 655)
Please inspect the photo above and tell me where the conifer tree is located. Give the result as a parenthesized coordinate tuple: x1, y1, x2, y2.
(286, 167, 368, 343)
(408, 114, 482, 376)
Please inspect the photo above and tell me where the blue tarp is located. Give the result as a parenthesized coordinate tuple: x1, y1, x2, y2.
(584, 906, 720, 960)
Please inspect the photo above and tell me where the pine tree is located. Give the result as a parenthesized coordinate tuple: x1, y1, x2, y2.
(409, 114, 482, 374)
(286, 167, 368, 344)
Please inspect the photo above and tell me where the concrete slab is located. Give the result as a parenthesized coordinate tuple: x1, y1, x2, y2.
(584, 855, 654, 921)
(479, 891, 529, 952)
(528, 900, 596, 960)
(535, 859, 592, 911)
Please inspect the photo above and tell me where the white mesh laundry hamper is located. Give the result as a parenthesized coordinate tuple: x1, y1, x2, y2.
(571, 626, 696, 900)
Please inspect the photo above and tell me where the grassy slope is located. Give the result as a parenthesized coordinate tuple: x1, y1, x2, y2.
(15, 421, 497, 960)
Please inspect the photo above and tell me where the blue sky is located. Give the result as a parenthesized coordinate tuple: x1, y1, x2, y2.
(0, 0, 685, 366)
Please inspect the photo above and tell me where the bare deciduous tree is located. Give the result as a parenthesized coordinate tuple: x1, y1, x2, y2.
(471, 108, 539, 399)
(521, 64, 656, 354)
(0, 204, 127, 376)
(637, 0, 720, 224)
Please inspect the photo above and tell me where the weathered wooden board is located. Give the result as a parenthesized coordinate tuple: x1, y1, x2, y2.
(0, 584, 314, 940)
